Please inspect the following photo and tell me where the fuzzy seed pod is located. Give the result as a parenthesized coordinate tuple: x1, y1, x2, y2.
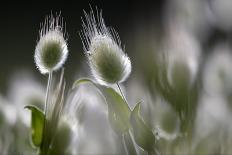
(34, 14, 68, 74)
(80, 9, 131, 86)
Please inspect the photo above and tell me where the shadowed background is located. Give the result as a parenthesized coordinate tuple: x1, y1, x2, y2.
(0, 0, 164, 94)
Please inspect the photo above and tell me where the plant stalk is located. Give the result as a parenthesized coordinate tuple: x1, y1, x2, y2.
(116, 83, 127, 104)
(116, 83, 137, 155)
(40, 71, 53, 155)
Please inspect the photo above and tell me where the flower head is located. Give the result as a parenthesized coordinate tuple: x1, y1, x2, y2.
(80, 9, 131, 86)
(164, 28, 200, 89)
(34, 13, 68, 74)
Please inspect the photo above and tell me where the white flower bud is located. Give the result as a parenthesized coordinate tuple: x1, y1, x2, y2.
(80, 9, 131, 86)
(34, 14, 68, 74)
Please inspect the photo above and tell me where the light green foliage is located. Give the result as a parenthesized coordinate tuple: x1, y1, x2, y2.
(25, 105, 45, 148)
(73, 78, 131, 134)
(73, 78, 161, 154)
(103, 87, 131, 134)
(130, 103, 157, 152)
(72, 78, 96, 89)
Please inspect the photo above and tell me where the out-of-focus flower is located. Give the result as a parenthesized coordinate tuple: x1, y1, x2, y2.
(153, 98, 180, 141)
(165, 0, 212, 40)
(68, 84, 123, 154)
(50, 114, 78, 154)
(0, 95, 17, 126)
(164, 28, 201, 89)
(0, 96, 15, 155)
(203, 44, 232, 96)
(34, 14, 68, 74)
(0, 93, 34, 154)
(80, 9, 131, 86)
(8, 71, 45, 126)
(195, 94, 230, 138)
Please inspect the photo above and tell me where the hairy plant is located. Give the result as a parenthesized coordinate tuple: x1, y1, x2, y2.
(78, 8, 159, 155)
(26, 13, 69, 155)
(80, 8, 131, 86)
(34, 14, 68, 74)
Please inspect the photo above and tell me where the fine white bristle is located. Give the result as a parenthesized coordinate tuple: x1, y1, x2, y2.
(80, 8, 131, 85)
(34, 13, 68, 74)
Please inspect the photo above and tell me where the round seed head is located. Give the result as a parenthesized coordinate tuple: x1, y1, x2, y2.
(80, 9, 131, 86)
(34, 14, 68, 74)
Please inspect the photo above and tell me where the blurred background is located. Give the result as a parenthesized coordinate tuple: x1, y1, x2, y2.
(1, 0, 232, 154)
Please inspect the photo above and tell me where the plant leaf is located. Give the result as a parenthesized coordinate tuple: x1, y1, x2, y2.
(123, 131, 137, 155)
(25, 105, 45, 148)
(130, 103, 156, 152)
(103, 87, 131, 134)
(72, 78, 97, 89)
(72, 78, 131, 134)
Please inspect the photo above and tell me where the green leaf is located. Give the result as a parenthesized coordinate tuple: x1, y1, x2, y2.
(130, 103, 156, 152)
(72, 78, 97, 89)
(72, 78, 131, 134)
(72, 78, 106, 104)
(25, 105, 45, 148)
(103, 87, 131, 134)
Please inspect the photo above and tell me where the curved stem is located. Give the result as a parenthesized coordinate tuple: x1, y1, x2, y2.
(40, 71, 53, 155)
(116, 83, 127, 105)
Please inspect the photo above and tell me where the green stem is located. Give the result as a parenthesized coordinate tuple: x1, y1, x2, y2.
(116, 83, 127, 104)
(116, 83, 137, 155)
(40, 71, 53, 155)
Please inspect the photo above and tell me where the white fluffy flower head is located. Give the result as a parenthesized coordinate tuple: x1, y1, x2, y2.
(80, 9, 131, 86)
(34, 13, 68, 74)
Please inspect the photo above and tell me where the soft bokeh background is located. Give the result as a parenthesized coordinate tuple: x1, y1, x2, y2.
(1, 0, 232, 154)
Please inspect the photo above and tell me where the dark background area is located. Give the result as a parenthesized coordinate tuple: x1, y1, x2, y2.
(0, 0, 164, 94)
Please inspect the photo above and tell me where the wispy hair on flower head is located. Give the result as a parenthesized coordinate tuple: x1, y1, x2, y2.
(32, 13, 69, 154)
(80, 8, 131, 86)
(35, 13, 68, 74)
